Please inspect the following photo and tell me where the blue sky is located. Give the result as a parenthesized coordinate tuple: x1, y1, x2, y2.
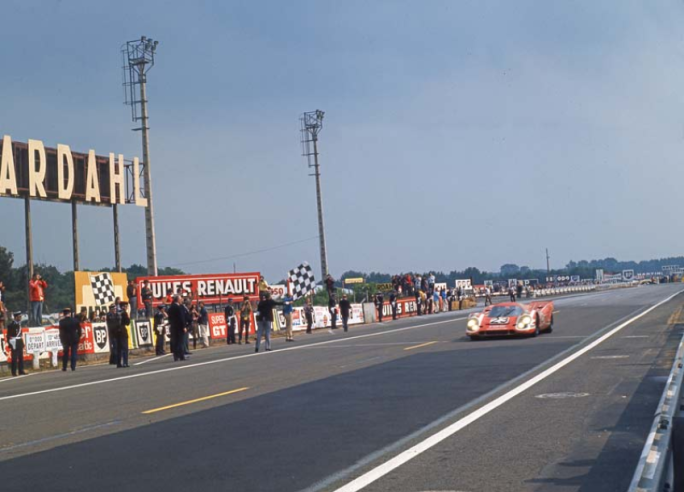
(2, 1, 684, 281)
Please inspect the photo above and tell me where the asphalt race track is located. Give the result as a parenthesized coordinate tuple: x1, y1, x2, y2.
(1, 284, 683, 492)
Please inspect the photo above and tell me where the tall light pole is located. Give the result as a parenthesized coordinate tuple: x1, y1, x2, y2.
(300, 110, 328, 281)
(122, 36, 159, 276)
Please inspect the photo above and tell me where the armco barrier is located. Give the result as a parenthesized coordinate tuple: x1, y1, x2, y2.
(533, 285, 596, 298)
(628, 331, 684, 492)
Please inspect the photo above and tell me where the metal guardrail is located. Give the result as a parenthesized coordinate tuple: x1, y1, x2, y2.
(628, 330, 684, 492)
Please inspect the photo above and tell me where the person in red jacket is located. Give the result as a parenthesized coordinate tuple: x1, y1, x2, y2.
(29, 273, 48, 326)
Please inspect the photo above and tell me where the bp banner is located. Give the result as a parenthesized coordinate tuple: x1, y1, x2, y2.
(135, 320, 154, 347)
(75, 271, 129, 314)
(136, 272, 261, 307)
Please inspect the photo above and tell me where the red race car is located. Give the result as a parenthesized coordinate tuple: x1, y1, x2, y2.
(466, 301, 554, 340)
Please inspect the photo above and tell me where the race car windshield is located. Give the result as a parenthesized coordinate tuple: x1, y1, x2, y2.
(488, 306, 524, 317)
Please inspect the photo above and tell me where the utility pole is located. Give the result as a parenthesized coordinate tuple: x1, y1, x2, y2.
(122, 36, 159, 276)
(546, 248, 550, 276)
(300, 110, 328, 281)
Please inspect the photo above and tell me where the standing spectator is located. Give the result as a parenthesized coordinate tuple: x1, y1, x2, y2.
(117, 302, 131, 368)
(6, 311, 26, 376)
(375, 293, 384, 322)
(239, 296, 252, 344)
(283, 293, 295, 342)
(106, 304, 120, 365)
(167, 295, 187, 361)
(258, 276, 270, 296)
(182, 300, 192, 355)
(77, 307, 88, 325)
(328, 295, 338, 333)
(0, 280, 6, 330)
(415, 289, 422, 316)
(420, 290, 427, 314)
(433, 290, 440, 314)
(484, 286, 492, 306)
(153, 305, 167, 355)
(389, 291, 398, 320)
(255, 292, 282, 352)
(141, 281, 153, 318)
(516, 282, 523, 300)
(325, 274, 336, 298)
(508, 286, 516, 302)
(59, 307, 81, 372)
(197, 302, 209, 348)
(304, 299, 314, 334)
(225, 300, 236, 345)
(164, 289, 173, 306)
(127, 280, 138, 319)
(190, 304, 200, 350)
(339, 294, 352, 332)
(428, 273, 436, 294)
(440, 288, 447, 312)
(28, 273, 48, 326)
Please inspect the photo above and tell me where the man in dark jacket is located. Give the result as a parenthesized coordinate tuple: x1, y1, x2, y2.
(59, 307, 82, 372)
(6, 311, 26, 376)
(255, 293, 283, 352)
(106, 304, 120, 365)
(339, 295, 352, 332)
(375, 293, 384, 322)
(167, 296, 187, 361)
(389, 291, 398, 320)
(224, 301, 236, 345)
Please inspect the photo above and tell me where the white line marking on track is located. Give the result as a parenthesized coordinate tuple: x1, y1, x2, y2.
(591, 355, 630, 360)
(134, 354, 172, 366)
(624, 335, 649, 339)
(0, 374, 33, 383)
(0, 317, 466, 402)
(328, 289, 683, 492)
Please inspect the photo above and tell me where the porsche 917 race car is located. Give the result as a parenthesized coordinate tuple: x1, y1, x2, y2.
(466, 301, 554, 340)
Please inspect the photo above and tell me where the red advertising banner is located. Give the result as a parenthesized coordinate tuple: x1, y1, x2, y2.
(136, 272, 261, 306)
(208, 312, 256, 339)
(379, 297, 419, 319)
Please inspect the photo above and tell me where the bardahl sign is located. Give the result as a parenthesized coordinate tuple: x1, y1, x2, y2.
(137, 272, 261, 306)
(0, 135, 148, 207)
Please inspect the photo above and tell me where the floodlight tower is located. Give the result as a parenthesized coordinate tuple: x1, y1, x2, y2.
(300, 110, 328, 281)
(122, 36, 159, 276)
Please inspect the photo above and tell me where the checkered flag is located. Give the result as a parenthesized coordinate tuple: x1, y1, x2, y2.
(90, 273, 115, 306)
(288, 262, 316, 301)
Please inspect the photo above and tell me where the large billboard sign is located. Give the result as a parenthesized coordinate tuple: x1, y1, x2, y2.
(136, 272, 261, 306)
(0, 135, 147, 207)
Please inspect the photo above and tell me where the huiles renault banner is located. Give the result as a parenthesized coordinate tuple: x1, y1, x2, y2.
(137, 272, 261, 306)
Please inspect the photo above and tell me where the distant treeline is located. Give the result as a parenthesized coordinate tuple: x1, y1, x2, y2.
(338, 256, 683, 287)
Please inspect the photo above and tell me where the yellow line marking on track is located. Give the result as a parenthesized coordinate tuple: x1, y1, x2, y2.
(404, 341, 439, 351)
(142, 387, 249, 414)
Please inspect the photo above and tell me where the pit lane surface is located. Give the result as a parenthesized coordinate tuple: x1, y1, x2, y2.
(0, 285, 681, 492)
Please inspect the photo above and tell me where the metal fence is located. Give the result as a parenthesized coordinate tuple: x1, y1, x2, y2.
(628, 330, 684, 491)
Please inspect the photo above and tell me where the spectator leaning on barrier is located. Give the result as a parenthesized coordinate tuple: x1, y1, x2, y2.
(239, 296, 252, 344)
(198, 302, 209, 348)
(154, 305, 167, 356)
(29, 273, 48, 326)
(7, 311, 26, 376)
(141, 281, 153, 318)
(59, 307, 81, 372)
(127, 280, 138, 319)
(339, 294, 351, 332)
